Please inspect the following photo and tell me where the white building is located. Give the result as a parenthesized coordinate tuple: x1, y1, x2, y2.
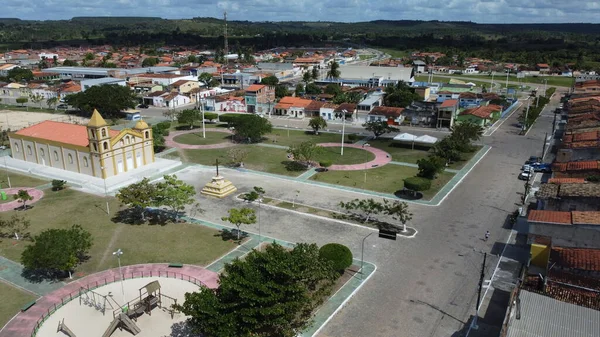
(81, 77, 127, 92)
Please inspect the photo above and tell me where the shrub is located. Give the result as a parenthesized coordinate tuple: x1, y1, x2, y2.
(219, 113, 242, 126)
(156, 121, 171, 131)
(586, 175, 600, 182)
(416, 156, 446, 179)
(203, 112, 218, 121)
(319, 243, 353, 273)
(403, 176, 431, 191)
(347, 134, 359, 143)
(319, 160, 332, 168)
(51, 179, 67, 191)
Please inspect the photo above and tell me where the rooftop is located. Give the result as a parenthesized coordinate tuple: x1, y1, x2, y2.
(14, 120, 118, 147)
(439, 99, 458, 108)
(552, 160, 599, 172)
(245, 84, 266, 92)
(548, 178, 587, 184)
(459, 104, 502, 119)
(528, 210, 600, 226)
(369, 106, 404, 117)
(551, 247, 600, 272)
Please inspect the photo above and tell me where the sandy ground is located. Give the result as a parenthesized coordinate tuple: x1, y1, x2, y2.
(0, 110, 89, 131)
(35, 277, 200, 337)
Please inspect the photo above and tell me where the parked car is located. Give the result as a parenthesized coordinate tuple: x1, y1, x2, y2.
(531, 163, 552, 173)
(521, 164, 533, 171)
(525, 156, 542, 165)
(57, 104, 69, 109)
(519, 170, 533, 180)
(138, 104, 149, 109)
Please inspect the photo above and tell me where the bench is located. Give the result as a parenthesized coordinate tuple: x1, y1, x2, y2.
(168, 263, 183, 268)
(21, 300, 36, 312)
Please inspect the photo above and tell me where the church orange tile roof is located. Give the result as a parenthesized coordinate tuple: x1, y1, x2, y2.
(15, 121, 118, 147)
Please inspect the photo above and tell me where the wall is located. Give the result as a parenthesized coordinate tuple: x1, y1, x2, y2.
(529, 223, 600, 249)
(530, 243, 550, 267)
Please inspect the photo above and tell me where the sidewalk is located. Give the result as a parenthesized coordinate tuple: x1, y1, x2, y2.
(0, 256, 64, 296)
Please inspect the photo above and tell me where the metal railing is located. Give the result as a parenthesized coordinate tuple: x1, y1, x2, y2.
(30, 270, 207, 337)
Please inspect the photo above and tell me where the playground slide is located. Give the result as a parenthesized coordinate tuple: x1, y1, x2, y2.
(101, 317, 120, 337)
(118, 313, 141, 335)
(57, 320, 76, 337)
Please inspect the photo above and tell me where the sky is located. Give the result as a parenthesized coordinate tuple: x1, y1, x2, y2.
(4, 0, 600, 23)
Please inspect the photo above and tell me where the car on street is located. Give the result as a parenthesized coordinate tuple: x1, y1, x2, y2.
(57, 104, 69, 109)
(138, 104, 149, 109)
(519, 169, 533, 180)
(531, 162, 552, 173)
(521, 164, 533, 171)
(525, 156, 542, 165)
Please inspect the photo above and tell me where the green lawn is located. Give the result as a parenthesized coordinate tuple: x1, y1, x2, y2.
(367, 139, 431, 164)
(263, 129, 344, 147)
(359, 55, 375, 60)
(0, 282, 37, 328)
(0, 104, 60, 114)
(448, 74, 573, 88)
(0, 171, 48, 188)
(0, 188, 237, 277)
(414, 75, 490, 88)
(377, 48, 408, 58)
(310, 164, 454, 200)
(183, 145, 304, 176)
(173, 131, 232, 145)
(315, 147, 375, 165)
(447, 146, 483, 170)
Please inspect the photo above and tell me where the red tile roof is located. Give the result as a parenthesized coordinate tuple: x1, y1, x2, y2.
(527, 210, 572, 225)
(551, 247, 600, 272)
(369, 106, 404, 117)
(572, 211, 600, 225)
(245, 84, 266, 92)
(553, 160, 599, 172)
(274, 96, 313, 109)
(439, 99, 458, 108)
(548, 178, 586, 184)
(14, 120, 118, 147)
(459, 104, 502, 119)
(335, 103, 357, 113)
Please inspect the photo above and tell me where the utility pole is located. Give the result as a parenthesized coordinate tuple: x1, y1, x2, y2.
(473, 252, 487, 330)
(542, 132, 548, 159)
(522, 98, 531, 132)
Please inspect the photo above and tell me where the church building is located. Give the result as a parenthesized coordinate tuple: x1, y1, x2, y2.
(8, 109, 155, 178)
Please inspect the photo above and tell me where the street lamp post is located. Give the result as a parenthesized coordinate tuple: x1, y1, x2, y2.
(340, 109, 347, 156)
(100, 166, 109, 215)
(490, 71, 495, 93)
(201, 98, 206, 139)
(360, 232, 374, 279)
(3, 156, 11, 188)
(112, 248, 125, 303)
(362, 143, 370, 185)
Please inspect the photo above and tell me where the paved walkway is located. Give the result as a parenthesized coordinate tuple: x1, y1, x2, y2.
(0, 256, 64, 296)
(0, 188, 43, 212)
(317, 143, 392, 171)
(165, 129, 236, 149)
(0, 264, 218, 337)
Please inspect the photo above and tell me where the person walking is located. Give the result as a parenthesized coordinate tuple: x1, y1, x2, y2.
(484, 231, 490, 242)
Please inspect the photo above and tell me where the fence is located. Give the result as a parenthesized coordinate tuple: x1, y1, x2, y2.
(29, 270, 207, 337)
(500, 99, 521, 118)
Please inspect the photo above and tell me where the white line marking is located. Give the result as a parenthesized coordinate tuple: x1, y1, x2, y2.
(484, 102, 522, 136)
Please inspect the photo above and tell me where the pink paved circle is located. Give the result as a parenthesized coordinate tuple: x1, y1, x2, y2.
(0, 188, 44, 212)
(0, 263, 219, 337)
(317, 143, 392, 171)
(165, 129, 236, 149)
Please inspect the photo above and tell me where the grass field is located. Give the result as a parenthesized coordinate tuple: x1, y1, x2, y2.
(377, 48, 409, 58)
(0, 282, 37, 329)
(367, 139, 431, 164)
(0, 172, 48, 188)
(310, 164, 454, 200)
(173, 131, 232, 145)
(0, 188, 237, 276)
(414, 75, 490, 88)
(447, 74, 573, 88)
(183, 145, 303, 176)
(315, 147, 375, 165)
(359, 55, 375, 60)
(263, 129, 343, 147)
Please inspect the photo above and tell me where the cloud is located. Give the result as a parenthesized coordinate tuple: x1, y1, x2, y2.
(6, 0, 600, 23)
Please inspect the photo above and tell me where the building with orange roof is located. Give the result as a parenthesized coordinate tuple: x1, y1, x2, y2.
(274, 96, 313, 118)
(8, 110, 154, 178)
(456, 104, 502, 127)
(244, 84, 275, 114)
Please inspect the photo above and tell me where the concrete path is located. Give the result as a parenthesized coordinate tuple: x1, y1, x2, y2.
(0, 256, 64, 296)
(0, 264, 218, 337)
(165, 129, 235, 149)
(317, 143, 392, 171)
(0, 188, 43, 212)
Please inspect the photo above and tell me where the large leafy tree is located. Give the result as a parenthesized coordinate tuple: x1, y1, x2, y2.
(302, 71, 312, 84)
(116, 178, 157, 221)
(324, 83, 342, 96)
(141, 57, 159, 67)
(327, 60, 341, 79)
(431, 137, 463, 163)
(177, 109, 202, 129)
(339, 198, 385, 223)
(154, 175, 196, 216)
(362, 121, 399, 139)
(64, 84, 136, 118)
(198, 72, 213, 86)
(287, 141, 323, 167)
(175, 243, 337, 337)
(275, 84, 289, 99)
(383, 200, 413, 233)
(14, 189, 33, 210)
(7, 67, 33, 82)
(305, 83, 321, 95)
(260, 75, 279, 86)
(416, 156, 446, 179)
(384, 81, 421, 107)
(221, 207, 256, 240)
(449, 121, 483, 151)
(232, 115, 273, 143)
(308, 116, 327, 135)
(21, 225, 92, 278)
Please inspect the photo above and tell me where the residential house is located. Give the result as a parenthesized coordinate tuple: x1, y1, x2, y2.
(274, 96, 313, 118)
(143, 91, 191, 108)
(413, 60, 426, 73)
(527, 209, 600, 248)
(132, 83, 162, 96)
(536, 182, 600, 211)
(456, 104, 502, 127)
(458, 92, 484, 108)
(436, 91, 460, 103)
(244, 84, 276, 115)
(436, 99, 459, 128)
(536, 63, 550, 73)
(555, 130, 600, 162)
(304, 101, 326, 118)
(214, 96, 246, 113)
(414, 87, 431, 101)
(368, 106, 405, 125)
(356, 92, 384, 120)
(170, 80, 200, 95)
(551, 160, 600, 177)
(335, 103, 358, 121)
(0, 64, 19, 77)
(319, 103, 338, 120)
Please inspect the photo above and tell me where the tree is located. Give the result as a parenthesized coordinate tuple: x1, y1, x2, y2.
(383, 200, 413, 233)
(62, 59, 78, 66)
(7, 67, 33, 82)
(21, 225, 92, 278)
(221, 207, 256, 240)
(319, 243, 353, 273)
(177, 109, 202, 129)
(232, 115, 273, 143)
(416, 156, 446, 179)
(16, 97, 28, 107)
(141, 57, 159, 67)
(311, 67, 319, 80)
(339, 198, 385, 223)
(403, 176, 432, 192)
(46, 96, 59, 110)
(327, 60, 341, 79)
(275, 84, 289, 99)
(51, 179, 67, 191)
(198, 72, 213, 86)
(64, 85, 136, 118)
(29, 93, 44, 109)
(227, 148, 249, 167)
(175, 243, 337, 337)
(0, 214, 30, 241)
(261, 76, 279, 86)
(431, 137, 462, 163)
(449, 121, 483, 151)
(362, 121, 399, 139)
(384, 82, 421, 107)
(14, 189, 33, 210)
(287, 141, 323, 167)
(295, 83, 305, 96)
(324, 83, 342, 96)
(154, 175, 196, 217)
(308, 116, 327, 135)
(302, 72, 312, 84)
(305, 83, 321, 95)
(116, 178, 157, 221)
(84, 52, 94, 61)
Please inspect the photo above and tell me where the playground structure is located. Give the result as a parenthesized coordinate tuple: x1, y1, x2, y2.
(102, 281, 179, 337)
(56, 319, 76, 337)
(79, 287, 119, 315)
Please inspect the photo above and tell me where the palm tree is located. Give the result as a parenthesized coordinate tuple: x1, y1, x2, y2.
(47, 97, 59, 110)
(327, 61, 341, 79)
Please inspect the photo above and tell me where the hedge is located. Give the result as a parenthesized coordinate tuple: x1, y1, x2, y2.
(319, 160, 332, 168)
(319, 243, 353, 273)
(403, 176, 431, 191)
